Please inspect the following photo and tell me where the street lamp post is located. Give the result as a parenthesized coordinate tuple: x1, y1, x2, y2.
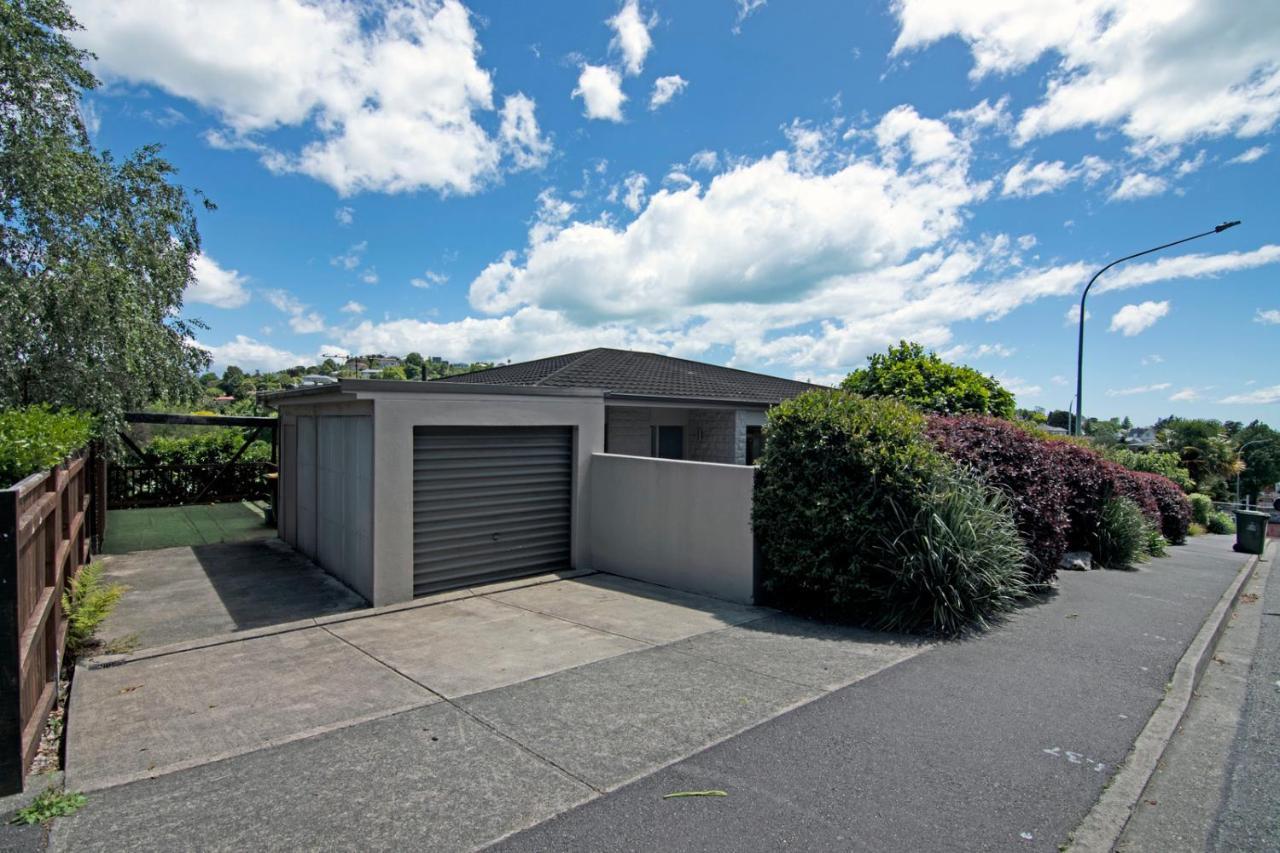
(1072, 221, 1242, 436)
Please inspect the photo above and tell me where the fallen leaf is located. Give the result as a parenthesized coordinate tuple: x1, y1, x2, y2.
(1240, 593, 1259, 604)
(1065, 614, 1079, 619)
(663, 790, 728, 800)
(117, 685, 142, 695)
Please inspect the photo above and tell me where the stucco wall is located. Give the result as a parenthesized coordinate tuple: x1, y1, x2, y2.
(589, 452, 756, 603)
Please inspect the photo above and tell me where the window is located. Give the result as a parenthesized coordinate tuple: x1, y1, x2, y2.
(745, 426, 764, 465)
(650, 425, 684, 460)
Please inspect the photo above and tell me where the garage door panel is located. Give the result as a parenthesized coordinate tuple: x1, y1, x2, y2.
(413, 427, 572, 597)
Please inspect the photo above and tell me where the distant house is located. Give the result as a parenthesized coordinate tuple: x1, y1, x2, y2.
(1124, 426, 1158, 448)
(1041, 425, 1069, 435)
(212, 395, 235, 403)
(373, 355, 400, 368)
(358, 368, 382, 379)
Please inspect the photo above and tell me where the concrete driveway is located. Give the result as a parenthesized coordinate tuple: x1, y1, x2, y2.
(56, 565, 928, 851)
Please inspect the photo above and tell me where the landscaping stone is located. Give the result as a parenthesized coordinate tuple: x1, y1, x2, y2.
(1060, 550, 1094, 571)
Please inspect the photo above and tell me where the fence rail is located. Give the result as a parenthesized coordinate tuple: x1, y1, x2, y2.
(107, 462, 273, 508)
(1, 450, 97, 793)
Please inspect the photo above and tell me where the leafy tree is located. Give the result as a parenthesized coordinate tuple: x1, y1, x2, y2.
(1016, 408, 1047, 425)
(320, 358, 338, 375)
(0, 0, 209, 434)
(1103, 447, 1194, 492)
(1046, 409, 1071, 430)
(221, 365, 246, 397)
(404, 352, 424, 368)
(1156, 417, 1240, 498)
(403, 362, 421, 380)
(379, 365, 407, 380)
(1083, 416, 1124, 447)
(841, 341, 1016, 418)
(1235, 421, 1280, 501)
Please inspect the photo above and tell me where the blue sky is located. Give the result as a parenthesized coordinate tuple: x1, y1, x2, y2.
(70, 0, 1279, 424)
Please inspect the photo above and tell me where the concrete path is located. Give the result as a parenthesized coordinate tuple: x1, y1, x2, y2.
(53, 571, 926, 851)
(97, 539, 367, 650)
(493, 536, 1250, 853)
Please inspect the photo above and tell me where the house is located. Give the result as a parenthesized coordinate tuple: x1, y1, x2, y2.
(1123, 426, 1158, 448)
(265, 348, 818, 608)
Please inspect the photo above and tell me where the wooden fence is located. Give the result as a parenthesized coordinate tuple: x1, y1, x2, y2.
(0, 449, 100, 794)
(107, 461, 273, 508)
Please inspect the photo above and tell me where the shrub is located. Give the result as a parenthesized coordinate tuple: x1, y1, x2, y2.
(841, 341, 1016, 418)
(1137, 472, 1192, 545)
(1105, 461, 1162, 527)
(1046, 440, 1113, 554)
(753, 391, 944, 614)
(1207, 511, 1236, 535)
(872, 467, 1029, 635)
(0, 406, 94, 486)
(1188, 522, 1207, 537)
(1144, 524, 1169, 558)
(1097, 497, 1149, 569)
(1188, 493, 1214, 527)
(62, 563, 125, 656)
(925, 415, 1068, 584)
(1104, 447, 1195, 492)
(144, 430, 271, 465)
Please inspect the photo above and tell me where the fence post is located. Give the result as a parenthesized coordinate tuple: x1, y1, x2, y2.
(0, 488, 21, 794)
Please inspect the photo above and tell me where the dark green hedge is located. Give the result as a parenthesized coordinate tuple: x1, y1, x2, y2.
(0, 406, 94, 486)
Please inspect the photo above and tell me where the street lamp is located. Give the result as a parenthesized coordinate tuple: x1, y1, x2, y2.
(1072, 220, 1242, 435)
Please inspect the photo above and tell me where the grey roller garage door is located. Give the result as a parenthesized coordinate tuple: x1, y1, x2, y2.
(413, 426, 573, 596)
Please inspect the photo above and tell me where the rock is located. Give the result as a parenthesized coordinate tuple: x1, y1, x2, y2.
(1059, 550, 1093, 571)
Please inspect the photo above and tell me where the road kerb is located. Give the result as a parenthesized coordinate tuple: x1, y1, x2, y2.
(1067, 540, 1273, 853)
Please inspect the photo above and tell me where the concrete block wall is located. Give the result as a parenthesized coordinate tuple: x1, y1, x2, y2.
(605, 406, 651, 456)
(734, 410, 767, 465)
(687, 409, 737, 464)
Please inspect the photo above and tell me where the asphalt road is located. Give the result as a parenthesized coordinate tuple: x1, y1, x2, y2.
(1209, 543, 1280, 850)
(494, 536, 1248, 853)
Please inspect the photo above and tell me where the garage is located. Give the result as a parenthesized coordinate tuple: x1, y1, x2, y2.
(412, 426, 573, 596)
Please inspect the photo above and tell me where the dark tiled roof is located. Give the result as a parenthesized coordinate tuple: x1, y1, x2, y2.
(434, 348, 821, 404)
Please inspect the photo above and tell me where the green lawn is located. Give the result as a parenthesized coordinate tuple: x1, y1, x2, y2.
(102, 502, 274, 554)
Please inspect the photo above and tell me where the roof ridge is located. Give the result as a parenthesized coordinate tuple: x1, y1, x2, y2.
(530, 348, 601, 387)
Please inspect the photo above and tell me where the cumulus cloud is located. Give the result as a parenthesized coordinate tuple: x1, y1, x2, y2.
(940, 343, 1014, 360)
(608, 0, 653, 75)
(1001, 155, 1109, 198)
(1220, 385, 1280, 405)
(649, 75, 688, 110)
(1256, 309, 1280, 325)
(689, 149, 719, 171)
(1109, 300, 1170, 336)
(69, 0, 547, 195)
(1107, 382, 1172, 397)
(186, 253, 251, 309)
(618, 172, 648, 213)
(264, 290, 327, 334)
(334, 206, 354, 226)
(1110, 172, 1169, 201)
(573, 64, 626, 121)
(411, 270, 450, 289)
(891, 0, 1280, 148)
(340, 301, 366, 315)
(331, 241, 367, 271)
(1228, 145, 1269, 165)
(499, 93, 552, 170)
(200, 335, 306, 372)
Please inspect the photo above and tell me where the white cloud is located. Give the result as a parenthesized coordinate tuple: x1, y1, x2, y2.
(994, 375, 1042, 399)
(340, 301, 365, 315)
(1228, 145, 1269, 165)
(608, 0, 653, 76)
(1220, 385, 1280, 405)
(79, 99, 100, 135)
(573, 64, 626, 122)
(334, 206, 354, 226)
(689, 149, 719, 172)
(1110, 172, 1169, 201)
(1169, 387, 1199, 402)
(1109, 300, 1170, 336)
(186, 253, 251, 309)
(941, 343, 1015, 360)
(499, 93, 552, 170)
(70, 0, 545, 195)
(411, 270, 450, 289)
(1065, 304, 1091, 325)
(264, 289, 327, 334)
(619, 172, 648, 213)
(1106, 382, 1172, 397)
(331, 241, 367, 271)
(891, 1, 1280, 149)
(1257, 309, 1280, 325)
(1096, 245, 1280, 294)
(1175, 150, 1207, 176)
(649, 75, 688, 110)
(201, 335, 306, 372)
(359, 269, 379, 285)
(1141, 354, 1164, 365)
(1001, 159, 1074, 198)
(732, 0, 767, 34)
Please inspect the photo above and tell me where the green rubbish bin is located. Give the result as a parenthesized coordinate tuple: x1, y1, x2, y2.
(1233, 509, 1269, 555)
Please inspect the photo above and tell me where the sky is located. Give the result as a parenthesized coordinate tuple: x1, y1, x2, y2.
(68, 0, 1280, 425)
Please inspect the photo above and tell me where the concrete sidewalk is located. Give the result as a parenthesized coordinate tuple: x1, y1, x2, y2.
(53, 571, 927, 851)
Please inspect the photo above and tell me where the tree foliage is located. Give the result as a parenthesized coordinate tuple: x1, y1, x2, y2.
(0, 0, 208, 436)
(1234, 420, 1280, 501)
(1155, 417, 1241, 498)
(841, 341, 1016, 418)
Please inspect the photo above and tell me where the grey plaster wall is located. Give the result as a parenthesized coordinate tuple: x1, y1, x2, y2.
(589, 452, 756, 604)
